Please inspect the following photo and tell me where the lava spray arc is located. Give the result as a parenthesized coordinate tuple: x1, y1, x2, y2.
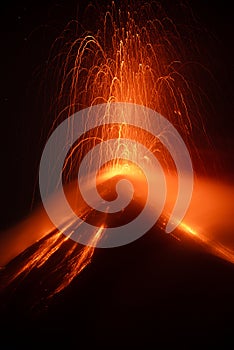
(1, 1, 234, 300)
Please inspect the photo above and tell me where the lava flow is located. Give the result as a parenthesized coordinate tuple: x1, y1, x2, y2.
(0, 1, 233, 299)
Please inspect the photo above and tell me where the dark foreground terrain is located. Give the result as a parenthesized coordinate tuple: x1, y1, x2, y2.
(1, 221, 234, 348)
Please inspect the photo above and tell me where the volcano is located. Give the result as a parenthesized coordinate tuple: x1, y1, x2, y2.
(0, 171, 234, 348)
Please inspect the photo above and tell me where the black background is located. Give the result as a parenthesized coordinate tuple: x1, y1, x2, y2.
(0, 1, 234, 347)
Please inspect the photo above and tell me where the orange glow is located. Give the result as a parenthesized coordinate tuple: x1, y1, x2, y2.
(1, 2, 230, 299)
(48, 1, 205, 187)
(49, 225, 105, 297)
(1, 170, 234, 283)
(177, 176, 234, 263)
(179, 222, 198, 237)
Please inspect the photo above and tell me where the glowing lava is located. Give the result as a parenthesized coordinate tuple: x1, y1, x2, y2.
(1, 165, 234, 298)
(0, 2, 232, 300)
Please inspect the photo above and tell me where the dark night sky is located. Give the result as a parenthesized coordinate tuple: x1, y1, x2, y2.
(0, 0, 233, 229)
